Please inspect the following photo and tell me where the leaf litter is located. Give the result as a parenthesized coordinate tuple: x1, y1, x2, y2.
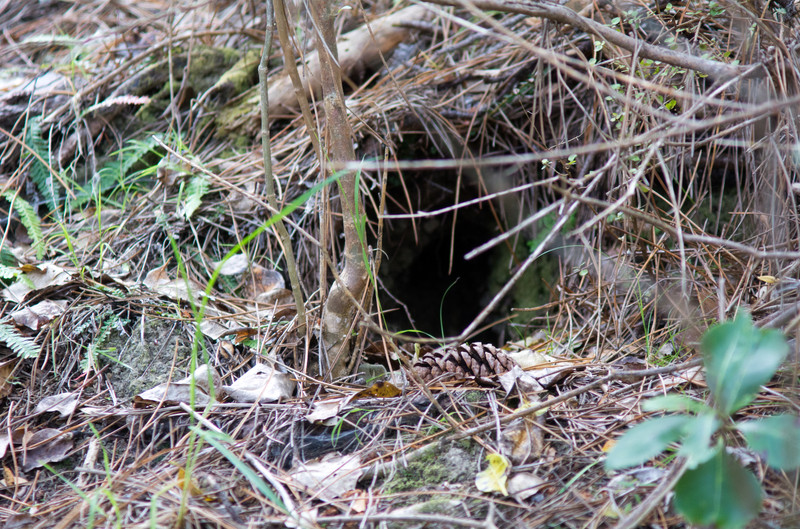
(0, 0, 799, 528)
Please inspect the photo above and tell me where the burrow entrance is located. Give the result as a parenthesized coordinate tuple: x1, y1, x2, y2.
(377, 170, 552, 343)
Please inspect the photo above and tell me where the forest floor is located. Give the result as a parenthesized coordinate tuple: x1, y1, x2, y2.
(1, 0, 799, 528)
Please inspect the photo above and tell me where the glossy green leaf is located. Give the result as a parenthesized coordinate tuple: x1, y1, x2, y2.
(677, 412, 721, 469)
(702, 313, 789, 415)
(643, 395, 712, 415)
(674, 449, 762, 529)
(738, 414, 800, 470)
(605, 415, 692, 470)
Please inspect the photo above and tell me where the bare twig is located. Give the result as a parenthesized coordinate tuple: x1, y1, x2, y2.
(420, 0, 764, 81)
(260, 0, 307, 335)
(613, 458, 689, 529)
(450, 358, 704, 439)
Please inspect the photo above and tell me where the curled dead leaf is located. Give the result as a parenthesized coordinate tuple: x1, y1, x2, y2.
(11, 300, 67, 331)
(213, 253, 249, 276)
(222, 363, 295, 402)
(134, 364, 220, 407)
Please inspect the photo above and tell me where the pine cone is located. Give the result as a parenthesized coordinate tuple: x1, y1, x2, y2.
(412, 342, 517, 384)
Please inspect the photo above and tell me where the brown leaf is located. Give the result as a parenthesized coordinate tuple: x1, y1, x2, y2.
(22, 428, 73, 471)
(134, 364, 219, 408)
(244, 264, 285, 300)
(0, 359, 16, 399)
(11, 300, 67, 331)
(34, 392, 79, 417)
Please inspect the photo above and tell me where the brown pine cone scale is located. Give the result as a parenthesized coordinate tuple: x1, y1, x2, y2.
(412, 342, 517, 384)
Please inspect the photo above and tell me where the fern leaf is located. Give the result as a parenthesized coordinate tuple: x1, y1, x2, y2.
(2, 192, 44, 260)
(23, 117, 60, 213)
(78, 134, 163, 210)
(0, 322, 40, 359)
(118, 135, 161, 179)
(182, 175, 209, 219)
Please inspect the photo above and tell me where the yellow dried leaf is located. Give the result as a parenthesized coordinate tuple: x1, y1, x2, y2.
(352, 381, 401, 400)
(757, 275, 778, 284)
(4, 465, 15, 486)
(475, 453, 510, 496)
(0, 360, 16, 399)
(177, 467, 204, 496)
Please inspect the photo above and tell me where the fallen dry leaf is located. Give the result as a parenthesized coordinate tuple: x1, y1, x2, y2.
(0, 359, 16, 399)
(0, 432, 9, 458)
(500, 417, 545, 465)
(306, 397, 347, 423)
(2, 263, 72, 303)
(350, 381, 401, 400)
(34, 392, 79, 417)
(222, 363, 295, 402)
(475, 453, 510, 496)
(213, 253, 249, 276)
(507, 472, 545, 501)
(499, 365, 544, 396)
(134, 364, 220, 407)
(290, 453, 364, 502)
(143, 264, 211, 304)
(22, 428, 73, 471)
(11, 299, 67, 331)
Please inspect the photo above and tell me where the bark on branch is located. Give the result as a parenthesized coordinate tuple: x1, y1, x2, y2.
(309, 1, 369, 380)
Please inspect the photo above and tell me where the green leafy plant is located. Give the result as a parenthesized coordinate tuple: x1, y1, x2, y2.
(606, 313, 800, 529)
(72, 134, 162, 210)
(179, 174, 209, 220)
(2, 191, 44, 259)
(0, 322, 40, 359)
(22, 117, 61, 214)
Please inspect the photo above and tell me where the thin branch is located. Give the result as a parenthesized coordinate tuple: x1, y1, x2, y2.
(450, 358, 704, 439)
(420, 0, 765, 81)
(260, 0, 307, 334)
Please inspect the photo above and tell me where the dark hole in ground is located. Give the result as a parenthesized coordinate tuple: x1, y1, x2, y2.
(378, 172, 505, 343)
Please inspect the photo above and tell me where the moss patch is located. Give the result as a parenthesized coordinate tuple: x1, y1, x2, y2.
(102, 317, 195, 401)
(382, 440, 479, 495)
(132, 45, 241, 123)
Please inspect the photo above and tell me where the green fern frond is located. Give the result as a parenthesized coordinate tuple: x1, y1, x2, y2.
(0, 322, 40, 359)
(23, 117, 60, 213)
(73, 134, 162, 210)
(2, 192, 44, 260)
(182, 175, 209, 219)
(97, 135, 161, 182)
(83, 312, 126, 372)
